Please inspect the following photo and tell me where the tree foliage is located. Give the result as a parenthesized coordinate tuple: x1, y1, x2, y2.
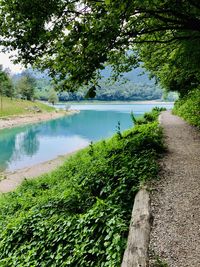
(0, 65, 14, 110)
(173, 88, 200, 128)
(48, 89, 59, 105)
(0, 1, 200, 95)
(0, 66, 14, 98)
(58, 81, 175, 101)
(15, 71, 37, 100)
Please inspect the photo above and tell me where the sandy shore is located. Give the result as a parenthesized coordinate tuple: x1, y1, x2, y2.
(0, 147, 86, 193)
(0, 110, 79, 130)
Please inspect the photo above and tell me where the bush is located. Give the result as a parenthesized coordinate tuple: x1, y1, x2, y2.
(0, 110, 164, 266)
(173, 89, 200, 128)
(131, 107, 167, 125)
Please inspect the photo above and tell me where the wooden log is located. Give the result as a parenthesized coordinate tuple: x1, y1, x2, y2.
(121, 188, 151, 267)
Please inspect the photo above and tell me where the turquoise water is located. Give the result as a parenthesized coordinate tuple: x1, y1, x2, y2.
(0, 103, 173, 171)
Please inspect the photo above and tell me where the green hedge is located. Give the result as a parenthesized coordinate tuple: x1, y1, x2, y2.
(173, 89, 200, 128)
(0, 109, 164, 266)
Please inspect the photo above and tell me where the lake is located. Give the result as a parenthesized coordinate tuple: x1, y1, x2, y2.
(0, 103, 173, 172)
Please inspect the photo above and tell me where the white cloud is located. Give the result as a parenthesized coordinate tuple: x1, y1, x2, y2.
(0, 52, 24, 74)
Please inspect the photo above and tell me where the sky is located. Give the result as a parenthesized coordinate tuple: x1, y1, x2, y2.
(0, 52, 24, 74)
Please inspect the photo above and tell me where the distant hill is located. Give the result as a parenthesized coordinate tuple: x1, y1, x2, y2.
(13, 67, 154, 85)
(12, 68, 51, 82)
(100, 67, 155, 84)
(11, 67, 178, 101)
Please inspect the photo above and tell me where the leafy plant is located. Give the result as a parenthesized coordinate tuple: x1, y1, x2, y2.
(116, 121, 122, 139)
(130, 111, 137, 124)
(133, 107, 167, 125)
(152, 256, 168, 267)
(173, 88, 200, 128)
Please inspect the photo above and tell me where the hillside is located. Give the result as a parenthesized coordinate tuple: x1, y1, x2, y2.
(11, 68, 178, 102)
(0, 97, 54, 118)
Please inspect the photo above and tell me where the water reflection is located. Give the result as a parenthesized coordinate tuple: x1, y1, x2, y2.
(21, 129, 40, 156)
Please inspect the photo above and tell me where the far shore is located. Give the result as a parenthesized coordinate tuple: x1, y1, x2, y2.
(58, 100, 175, 105)
(0, 110, 79, 130)
(0, 101, 174, 131)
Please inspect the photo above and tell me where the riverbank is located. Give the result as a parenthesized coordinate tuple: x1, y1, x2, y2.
(0, 110, 79, 130)
(0, 148, 84, 193)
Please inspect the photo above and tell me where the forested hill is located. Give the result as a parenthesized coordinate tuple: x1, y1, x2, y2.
(12, 68, 177, 102)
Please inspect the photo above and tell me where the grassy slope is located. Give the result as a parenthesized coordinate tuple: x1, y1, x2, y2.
(0, 109, 164, 267)
(0, 97, 55, 118)
(173, 89, 200, 128)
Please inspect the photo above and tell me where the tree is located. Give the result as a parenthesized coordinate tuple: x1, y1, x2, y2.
(136, 35, 200, 96)
(48, 89, 58, 105)
(0, 65, 14, 111)
(0, 1, 200, 95)
(16, 71, 36, 100)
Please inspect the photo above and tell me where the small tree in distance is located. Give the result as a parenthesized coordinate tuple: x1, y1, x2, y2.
(0, 65, 14, 111)
(16, 71, 36, 100)
(48, 89, 58, 105)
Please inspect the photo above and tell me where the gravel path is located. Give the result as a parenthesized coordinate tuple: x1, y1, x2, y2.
(149, 111, 200, 267)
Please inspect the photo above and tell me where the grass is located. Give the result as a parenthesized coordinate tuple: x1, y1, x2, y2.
(152, 257, 168, 267)
(173, 89, 200, 128)
(0, 97, 55, 118)
(0, 108, 165, 266)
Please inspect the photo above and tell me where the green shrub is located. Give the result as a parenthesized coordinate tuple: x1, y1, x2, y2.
(0, 110, 164, 266)
(152, 256, 168, 267)
(173, 89, 200, 128)
(131, 107, 167, 125)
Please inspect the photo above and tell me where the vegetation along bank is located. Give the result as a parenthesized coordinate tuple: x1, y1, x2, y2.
(173, 88, 200, 128)
(0, 108, 165, 266)
(0, 97, 76, 130)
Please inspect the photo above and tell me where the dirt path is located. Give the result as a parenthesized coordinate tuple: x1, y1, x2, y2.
(149, 111, 200, 267)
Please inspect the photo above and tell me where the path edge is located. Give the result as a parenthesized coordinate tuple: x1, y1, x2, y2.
(121, 187, 151, 267)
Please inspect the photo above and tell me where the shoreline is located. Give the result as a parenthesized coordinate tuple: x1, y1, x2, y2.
(59, 100, 175, 105)
(0, 110, 79, 130)
(0, 147, 85, 193)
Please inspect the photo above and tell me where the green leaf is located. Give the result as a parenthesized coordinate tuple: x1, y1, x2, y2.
(84, 86, 96, 99)
(105, 0, 110, 5)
